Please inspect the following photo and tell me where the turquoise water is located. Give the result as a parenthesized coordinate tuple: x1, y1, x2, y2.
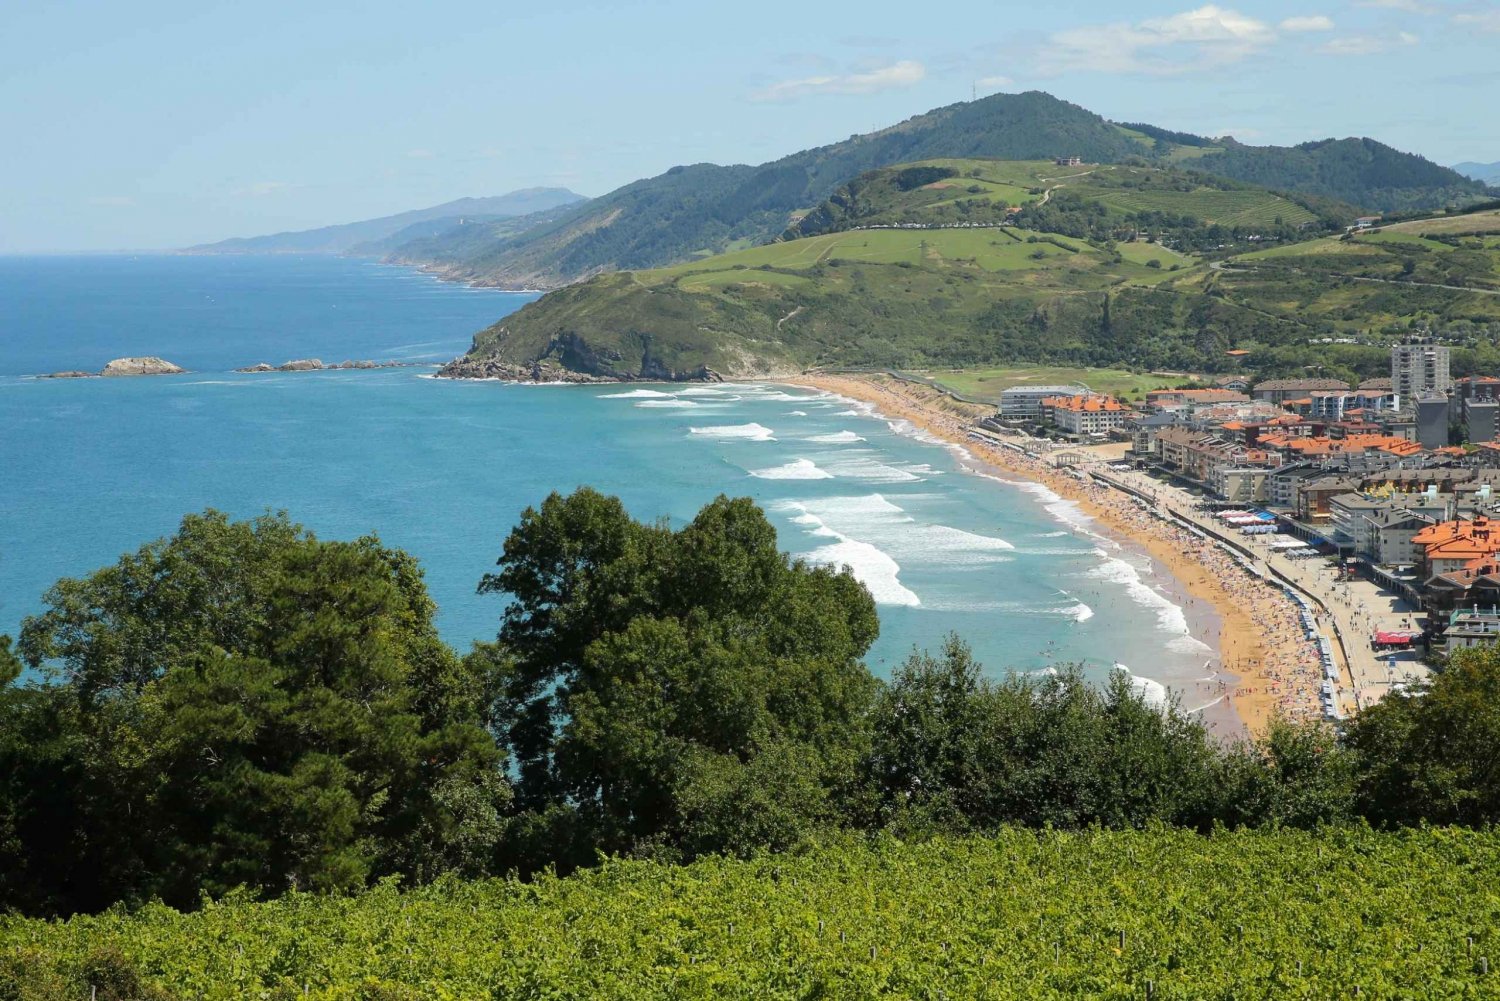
(0, 256, 1231, 727)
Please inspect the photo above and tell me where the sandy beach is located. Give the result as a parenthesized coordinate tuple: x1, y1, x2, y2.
(788, 373, 1326, 739)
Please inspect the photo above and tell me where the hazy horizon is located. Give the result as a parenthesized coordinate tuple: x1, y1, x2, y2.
(5, 0, 1499, 253)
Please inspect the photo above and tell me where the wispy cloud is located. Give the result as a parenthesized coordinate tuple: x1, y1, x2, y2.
(1037, 6, 1278, 75)
(1453, 8, 1500, 31)
(1355, 0, 1436, 12)
(1319, 30, 1419, 54)
(976, 74, 1014, 88)
(1280, 15, 1335, 32)
(752, 60, 926, 101)
(86, 196, 135, 207)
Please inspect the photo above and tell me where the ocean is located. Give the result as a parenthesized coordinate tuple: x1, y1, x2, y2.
(0, 254, 1233, 730)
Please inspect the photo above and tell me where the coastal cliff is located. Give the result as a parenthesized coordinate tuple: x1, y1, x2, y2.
(436, 273, 790, 381)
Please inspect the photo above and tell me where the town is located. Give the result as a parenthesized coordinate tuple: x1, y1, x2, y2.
(983, 335, 1500, 690)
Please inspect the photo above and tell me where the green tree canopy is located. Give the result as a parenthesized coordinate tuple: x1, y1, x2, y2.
(4, 511, 508, 913)
(479, 489, 879, 865)
(1346, 643, 1500, 826)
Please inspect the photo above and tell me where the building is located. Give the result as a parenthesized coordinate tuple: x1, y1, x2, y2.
(1416, 393, 1450, 450)
(1353, 216, 1381, 230)
(1392, 336, 1451, 400)
(1214, 376, 1252, 392)
(1413, 516, 1500, 576)
(1359, 377, 1394, 392)
(998, 385, 1089, 421)
(1053, 156, 1083, 167)
(1299, 390, 1400, 422)
(1329, 493, 1449, 563)
(1442, 607, 1500, 651)
(1251, 378, 1350, 404)
(1143, 388, 1251, 410)
(1041, 394, 1134, 436)
(1469, 399, 1500, 445)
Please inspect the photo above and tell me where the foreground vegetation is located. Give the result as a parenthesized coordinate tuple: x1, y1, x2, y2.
(8, 493, 1500, 993)
(5, 827, 1498, 999)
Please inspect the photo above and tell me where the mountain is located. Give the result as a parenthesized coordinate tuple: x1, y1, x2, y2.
(344, 201, 586, 259)
(1184, 137, 1489, 216)
(392, 92, 1486, 289)
(185, 187, 587, 256)
(437, 158, 1354, 382)
(1453, 161, 1500, 185)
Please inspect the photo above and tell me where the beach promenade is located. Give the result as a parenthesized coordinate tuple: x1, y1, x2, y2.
(1095, 466, 1431, 715)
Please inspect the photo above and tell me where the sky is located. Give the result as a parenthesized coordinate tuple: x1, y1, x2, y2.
(3, 0, 1499, 252)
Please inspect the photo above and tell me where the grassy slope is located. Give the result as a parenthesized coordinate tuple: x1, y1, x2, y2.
(5, 828, 1499, 999)
(450, 157, 1343, 379)
(1220, 211, 1500, 330)
(930, 365, 1190, 403)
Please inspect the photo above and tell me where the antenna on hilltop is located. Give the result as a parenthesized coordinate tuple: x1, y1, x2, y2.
(972, 81, 977, 101)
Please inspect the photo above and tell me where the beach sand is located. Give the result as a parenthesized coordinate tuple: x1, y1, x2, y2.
(789, 373, 1306, 739)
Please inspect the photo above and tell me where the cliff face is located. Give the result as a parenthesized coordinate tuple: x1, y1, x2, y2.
(437, 273, 793, 382)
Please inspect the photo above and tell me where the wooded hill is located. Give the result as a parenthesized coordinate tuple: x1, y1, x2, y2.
(393, 91, 1490, 289)
(441, 158, 1500, 382)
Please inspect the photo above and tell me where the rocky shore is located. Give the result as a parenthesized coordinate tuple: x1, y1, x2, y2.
(234, 359, 421, 374)
(435, 356, 724, 383)
(44, 357, 188, 378)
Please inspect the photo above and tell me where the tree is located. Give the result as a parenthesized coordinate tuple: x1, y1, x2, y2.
(479, 489, 879, 866)
(1345, 644, 1500, 826)
(6, 511, 508, 913)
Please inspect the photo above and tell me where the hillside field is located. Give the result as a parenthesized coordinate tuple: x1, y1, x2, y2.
(929, 365, 1191, 403)
(5, 828, 1498, 999)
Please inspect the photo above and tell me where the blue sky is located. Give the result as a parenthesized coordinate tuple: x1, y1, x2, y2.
(3, 0, 1498, 251)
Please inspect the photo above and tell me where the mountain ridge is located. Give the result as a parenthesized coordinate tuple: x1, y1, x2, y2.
(392, 92, 1489, 289)
(184, 187, 588, 256)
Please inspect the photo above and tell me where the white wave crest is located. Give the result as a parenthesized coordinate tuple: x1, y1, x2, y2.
(635, 399, 698, 408)
(807, 430, 865, 444)
(599, 388, 675, 399)
(749, 459, 834, 481)
(1114, 663, 1169, 710)
(1086, 554, 1194, 639)
(689, 423, 775, 442)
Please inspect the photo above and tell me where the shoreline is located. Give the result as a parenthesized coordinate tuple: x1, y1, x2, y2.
(787, 372, 1303, 739)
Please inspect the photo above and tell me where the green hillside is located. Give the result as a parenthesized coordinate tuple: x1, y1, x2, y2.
(6, 828, 1498, 999)
(440, 158, 1341, 380)
(390, 92, 1488, 289)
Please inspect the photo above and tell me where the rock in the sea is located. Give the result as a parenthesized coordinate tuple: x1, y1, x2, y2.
(100, 357, 187, 377)
(277, 359, 324, 371)
(43, 370, 97, 379)
(235, 363, 276, 373)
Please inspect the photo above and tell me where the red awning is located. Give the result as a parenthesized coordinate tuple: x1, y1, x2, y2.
(1373, 631, 1419, 645)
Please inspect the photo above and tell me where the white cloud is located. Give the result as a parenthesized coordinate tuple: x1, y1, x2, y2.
(1280, 15, 1335, 31)
(1453, 9, 1500, 31)
(752, 60, 925, 101)
(977, 74, 1014, 88)
(1038, 6, 1278, 75)
(87, 196, 135, 207)
(1319, 31, 1419, 54)
(1355, 0, 1434, 11)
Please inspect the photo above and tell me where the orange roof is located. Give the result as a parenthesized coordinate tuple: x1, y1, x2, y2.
(1043, 395, 1131, 413)
(1224, 349, 1251, 357)
(1220, 421, 1246, 431)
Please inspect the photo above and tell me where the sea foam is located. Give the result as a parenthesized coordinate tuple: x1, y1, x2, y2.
(634, 399, 697, 408)
(599, 388, 675, 399)
(749, 458, 834, 481)
(807, 430, 865, 444)
(689, 423, 775, 442)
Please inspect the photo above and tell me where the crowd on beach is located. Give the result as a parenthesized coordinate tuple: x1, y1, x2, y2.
(801, 375, 1329, 730)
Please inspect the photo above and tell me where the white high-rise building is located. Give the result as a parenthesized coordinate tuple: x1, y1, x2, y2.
(1392, 335, 1451, 400)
